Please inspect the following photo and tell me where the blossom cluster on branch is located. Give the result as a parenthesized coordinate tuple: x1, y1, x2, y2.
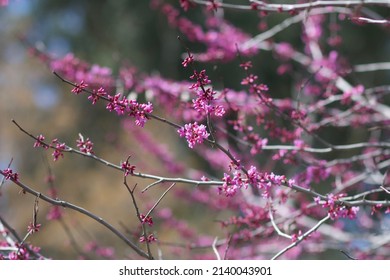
(1, 0, 390, 260)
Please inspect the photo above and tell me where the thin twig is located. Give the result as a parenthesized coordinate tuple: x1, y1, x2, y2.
(271, 214, 330, 260)
(269, 204, 292, 239)
(223, 234, 232, 260)
(0, 169, 150, 259)
(340, 250, 357, 260)
(123, 179, 154, 259)
(145, 183, 176, 218)
(11, 119, 223, 188)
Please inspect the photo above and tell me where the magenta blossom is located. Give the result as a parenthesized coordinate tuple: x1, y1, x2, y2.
(178, 122, 210, 148)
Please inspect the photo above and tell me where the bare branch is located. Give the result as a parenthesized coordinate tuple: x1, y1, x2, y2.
(271, 214, 331, 260)
(0, 169, 150, 259)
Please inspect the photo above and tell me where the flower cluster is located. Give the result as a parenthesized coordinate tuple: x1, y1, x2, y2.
(71, 80, 88, 94)
(76, 134, 94, 154)
(27, 222, 41, 235)
(2, 168, 19, 181)
(60, 65, 153, 127)
(121, 157, 136, 176)
(1, 242, 42, 260)
(139, 214, 153, 226)
(105, 94, 153, 127)
(291, 230, 303, 242)
(88, 87, 107, 105)
(188, 67, 225, 118)
(33, 134, 96, 161)
(7, 245, 29, 260)
(241, 72, 269, 97)
(218, 165, 294, 198)
(51, 139, 66, 161)
(33, 134, 48, 149)
(139, 234, 157, 243)
(177, 122, 210, 148)
(248, 166, 294, 198)
(314, 194, 360, 220)
(219, 171, 244, 197)
(181, 53, 194, 68)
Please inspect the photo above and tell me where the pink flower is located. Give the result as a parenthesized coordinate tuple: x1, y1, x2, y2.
(140, 214, 153, 226)
(71, 80, 88, 94)
(239, 61, 252, 70)
(27, 222, 41, 234)
(241, 74, 258, 85)
(8, 245, 30, 260)
(182, 53, 194, 67)
(105, 94, 153, 127)
(291, 230, 302, 242)
(33, 134, 48, 149)
(2, 168, 19, 181)
(190, 69, 211, 88)
(88, 87, 107, 105)
(139, 234, 157, 243)
(315, 194, 359, 220)
(188, 69, 225, 117)
(371, 204, 382, 215)
(51, 139, 66, 161)
(121, 157, 136, 176)
(178, 122, 209, 148)
(219, 173, 241, 197)
(76, 134, 94, 154)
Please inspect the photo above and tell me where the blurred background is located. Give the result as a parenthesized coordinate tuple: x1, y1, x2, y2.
(0, 0, 389, 259)
(0, 0, 185, 259)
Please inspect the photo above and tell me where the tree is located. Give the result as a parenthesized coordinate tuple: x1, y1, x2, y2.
(1, 0, 390, 260)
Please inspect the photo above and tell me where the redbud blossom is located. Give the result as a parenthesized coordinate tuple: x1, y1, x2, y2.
(51, 139, 66, 161)
(314, 194, 359, 220)
(121, 158, 136, 176)
(140, 214, 153, 226)
(2, 168, 19, 181)
(76, 134, 94, 154)
(33, 134, 47, 149)
(182, 54, 194, 67)
(27, 222, 41, 234)
(178, 122, 210, 148)
(139, 234, 157, 243)
(88, 87, 107, 105)
(71, 80, 88, 94)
